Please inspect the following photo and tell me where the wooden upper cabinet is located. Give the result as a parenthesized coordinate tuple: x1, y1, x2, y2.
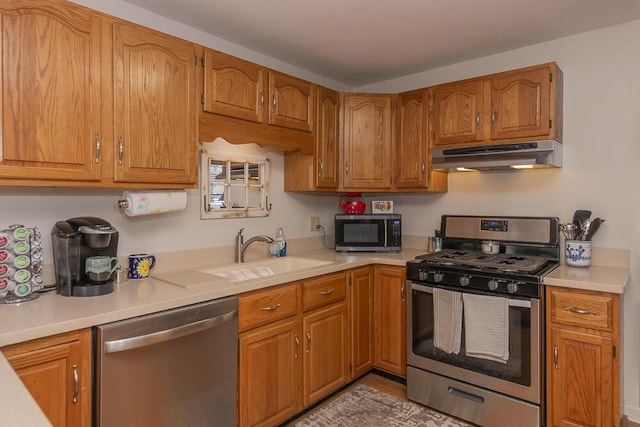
(113, 23, 198, 185)
(203, 49, 265, 123)
(0, 1, 102, 182)
(434, 63, 562, 148)
(396, 89, 429, 188)
(341, 94, 393, 189)
(315, 86, 340, 189)
(433, 79, 484, 146)
(491, 66, 551, 141)
(268, 71, 314, 132)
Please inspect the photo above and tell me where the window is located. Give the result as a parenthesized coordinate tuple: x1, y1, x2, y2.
(200, 142, 270, 219)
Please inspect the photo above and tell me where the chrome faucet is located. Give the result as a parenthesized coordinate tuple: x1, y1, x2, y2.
(234, 228, 275, 263)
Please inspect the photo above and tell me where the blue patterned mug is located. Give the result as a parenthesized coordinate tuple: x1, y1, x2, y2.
(128, 254, 156, 279)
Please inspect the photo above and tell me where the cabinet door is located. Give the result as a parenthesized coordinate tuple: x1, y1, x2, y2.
(433, 80, 484, 146)
(491, 66, 551, 141)
(268, 71, 314, 132)
(315, 86, 340, 189)
(350, 267, 374, 378)
(113, 24, 197, 184)
(0, 1, 102, 182)
(373, 265, 406, 377)
(3, 329, 92, 427)
(203, 49, 265, 123)
(548, 327, 614, 427)
(342, 95, 393, 189)
(303, 303, 349, 406)
(239, 318, 301, 427)
(396, 89, 429, 188)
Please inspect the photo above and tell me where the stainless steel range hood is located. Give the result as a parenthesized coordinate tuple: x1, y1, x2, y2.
(432, 140, 562, 171)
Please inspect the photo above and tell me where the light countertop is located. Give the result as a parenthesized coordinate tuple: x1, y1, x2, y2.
(0, 246, 629, 427)
(543, 265, 629, 294)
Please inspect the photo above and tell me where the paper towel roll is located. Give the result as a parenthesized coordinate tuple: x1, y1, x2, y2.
(118, 191, 187, 217)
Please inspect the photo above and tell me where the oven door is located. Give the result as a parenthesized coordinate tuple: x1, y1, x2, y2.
(407, 281, 541, 404)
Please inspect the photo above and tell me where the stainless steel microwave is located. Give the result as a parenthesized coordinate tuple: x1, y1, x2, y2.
(335, 214, 401, 252)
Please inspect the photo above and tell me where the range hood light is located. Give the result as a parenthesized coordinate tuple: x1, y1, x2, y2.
(510, 164, 535, 169)
(456, 167, 477, 172)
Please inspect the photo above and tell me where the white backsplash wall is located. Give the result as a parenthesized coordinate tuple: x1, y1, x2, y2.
(0, 150, 340, 262)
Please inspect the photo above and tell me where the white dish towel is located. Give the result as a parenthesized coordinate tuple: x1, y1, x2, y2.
(462, 293, 510, 363)
(433, 288, 462, 354)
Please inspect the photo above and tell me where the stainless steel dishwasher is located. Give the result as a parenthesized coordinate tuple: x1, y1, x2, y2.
(95, 296, 238, 427)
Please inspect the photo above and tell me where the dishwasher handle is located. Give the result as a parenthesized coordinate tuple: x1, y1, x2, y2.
(104, 310, 237, 354)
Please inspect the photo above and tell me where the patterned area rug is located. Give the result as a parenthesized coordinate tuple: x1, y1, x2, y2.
(294, 384, 472, 427)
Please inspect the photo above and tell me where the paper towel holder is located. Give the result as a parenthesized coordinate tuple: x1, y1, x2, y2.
(117, 190, 188, 217)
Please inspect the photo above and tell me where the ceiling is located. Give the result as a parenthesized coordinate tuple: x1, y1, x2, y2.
(121, 0, 640, 87)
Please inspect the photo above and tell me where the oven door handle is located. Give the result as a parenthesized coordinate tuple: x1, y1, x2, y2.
(447, 386, 485, 404)
(409, 282, 531, 308)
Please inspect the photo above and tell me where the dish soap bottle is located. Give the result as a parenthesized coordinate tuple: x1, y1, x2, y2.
(275, 227, 287, 257)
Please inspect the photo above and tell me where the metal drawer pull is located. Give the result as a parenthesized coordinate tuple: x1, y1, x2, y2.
(319, 288, 334, 296)
(306, 330, 311, 353)
(563, 306, 598, 315)
(72, 364, 79, 404)
(447, 386, 484, 404)
(553, 344, 558, 369)
(294, 335, 300, 359)
(260, 303, 281, 312)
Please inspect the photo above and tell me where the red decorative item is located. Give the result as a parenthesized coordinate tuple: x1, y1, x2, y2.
(339, 193, 366, 214)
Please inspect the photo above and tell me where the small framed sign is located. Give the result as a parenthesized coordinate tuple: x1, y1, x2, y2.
(372, 200, 394, 213)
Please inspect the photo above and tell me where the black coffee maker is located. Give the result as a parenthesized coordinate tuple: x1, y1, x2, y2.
(51, 217, 119, 297)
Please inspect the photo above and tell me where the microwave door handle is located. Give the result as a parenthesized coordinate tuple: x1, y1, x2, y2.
(384, 220, 388, 247)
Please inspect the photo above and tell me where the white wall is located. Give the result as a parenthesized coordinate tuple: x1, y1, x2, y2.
(4, 0, 639, 420)
(358, 21, 640, 420)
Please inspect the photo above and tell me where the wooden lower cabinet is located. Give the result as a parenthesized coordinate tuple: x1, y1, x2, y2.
(239, 318, 302, 427)
(349, 266, 374, 378)
(546, 286, 620, 427)
(373, 265, 407, 377)
(238, 273, 350, 426)
(2, 329, 92, 427)
(302, 302, 348, 406)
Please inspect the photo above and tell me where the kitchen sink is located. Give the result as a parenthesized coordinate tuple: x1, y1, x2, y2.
(154, 257, 334, 288)
(198, 257, 333, 280)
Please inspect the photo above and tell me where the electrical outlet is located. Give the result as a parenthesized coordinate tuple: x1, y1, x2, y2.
(309, 216, 320, 232)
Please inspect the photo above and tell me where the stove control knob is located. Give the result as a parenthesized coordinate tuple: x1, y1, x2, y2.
(487, 279, 502, 291)
(507, 281, 521, 294)
(431, 271, 444, 283)
(459, 275, 471, 287)
(418, 269, 428, 281)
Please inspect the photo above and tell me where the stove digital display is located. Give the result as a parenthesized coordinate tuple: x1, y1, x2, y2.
(481, 219, 508, 232)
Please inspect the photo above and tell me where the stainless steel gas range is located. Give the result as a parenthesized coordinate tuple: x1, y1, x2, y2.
(406, 215, 560, 427)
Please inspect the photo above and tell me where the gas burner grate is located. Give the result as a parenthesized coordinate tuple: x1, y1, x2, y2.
(416, 249, 550, 274)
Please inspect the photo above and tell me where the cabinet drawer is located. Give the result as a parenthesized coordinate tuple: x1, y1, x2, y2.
(239, 283, 299, 332)
(549, 287, 614, 332)
(302, 272, 347, 312)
